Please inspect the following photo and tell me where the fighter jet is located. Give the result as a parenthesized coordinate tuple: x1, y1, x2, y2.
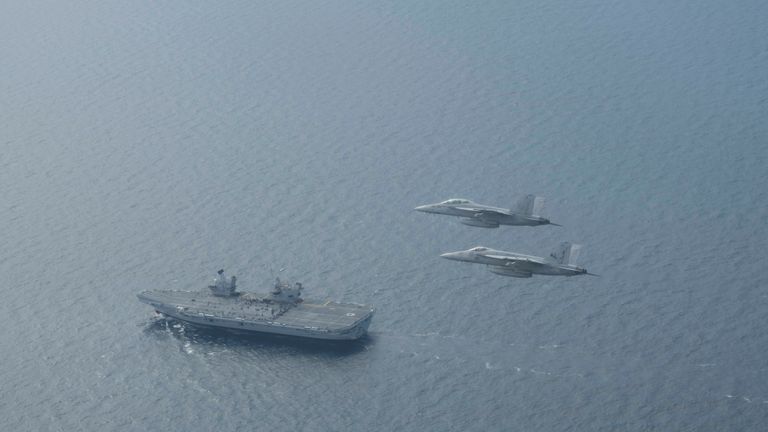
(414, 195, 558, 228)
(440, 243, 597, 278)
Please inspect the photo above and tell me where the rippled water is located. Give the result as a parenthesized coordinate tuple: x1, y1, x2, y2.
(2, 1, 767, 430)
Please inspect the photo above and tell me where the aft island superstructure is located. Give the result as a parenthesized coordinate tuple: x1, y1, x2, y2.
(138, 270, 374, 340)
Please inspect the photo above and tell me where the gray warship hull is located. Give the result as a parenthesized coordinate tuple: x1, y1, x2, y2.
(138, 290, 374, 340)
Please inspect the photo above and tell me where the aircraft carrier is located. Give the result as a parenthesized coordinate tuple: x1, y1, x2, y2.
(137, 270, 374, 340)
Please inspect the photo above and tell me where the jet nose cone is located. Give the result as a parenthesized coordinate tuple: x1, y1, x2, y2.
(440, 252, 462, 261)
(414, 205, 430, 212)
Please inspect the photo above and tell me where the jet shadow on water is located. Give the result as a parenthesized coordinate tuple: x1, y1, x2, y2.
(141, 317, 372, 357)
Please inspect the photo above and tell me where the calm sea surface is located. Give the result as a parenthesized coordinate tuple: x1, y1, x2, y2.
(2, 1, 767, 430)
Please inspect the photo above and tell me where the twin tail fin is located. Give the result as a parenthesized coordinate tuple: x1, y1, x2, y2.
(550, 242, 581, 266)
(514, 194, 546, 218)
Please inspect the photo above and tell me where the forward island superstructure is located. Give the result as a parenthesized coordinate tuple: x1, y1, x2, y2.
(138, 270, 374, 340)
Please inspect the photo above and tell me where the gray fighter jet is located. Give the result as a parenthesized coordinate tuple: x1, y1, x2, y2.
(440, 243, 597, 278)
(414, 195, 558, 228)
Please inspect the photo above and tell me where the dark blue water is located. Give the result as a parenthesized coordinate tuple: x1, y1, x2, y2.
(2, 1, 767, 430)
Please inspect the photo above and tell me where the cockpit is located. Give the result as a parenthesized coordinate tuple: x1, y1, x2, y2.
(469, 246, 488, 252)
(441, 199, 471, 205)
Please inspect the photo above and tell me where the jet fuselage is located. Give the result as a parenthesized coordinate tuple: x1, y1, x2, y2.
(440, 248, 588, 277)
(414, 201, 550, 227)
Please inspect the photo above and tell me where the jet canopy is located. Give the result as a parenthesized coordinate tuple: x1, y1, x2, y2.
(469, 246, 488, 252)
(441, 199, 471, 205)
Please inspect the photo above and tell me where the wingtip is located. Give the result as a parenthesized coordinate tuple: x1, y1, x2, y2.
(549, 222, 563, 227)
(586, 272, 600, 277)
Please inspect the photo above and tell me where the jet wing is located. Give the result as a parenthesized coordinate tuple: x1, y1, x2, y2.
(455, 208, 512, 217)
(485, 254, 550, 268)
